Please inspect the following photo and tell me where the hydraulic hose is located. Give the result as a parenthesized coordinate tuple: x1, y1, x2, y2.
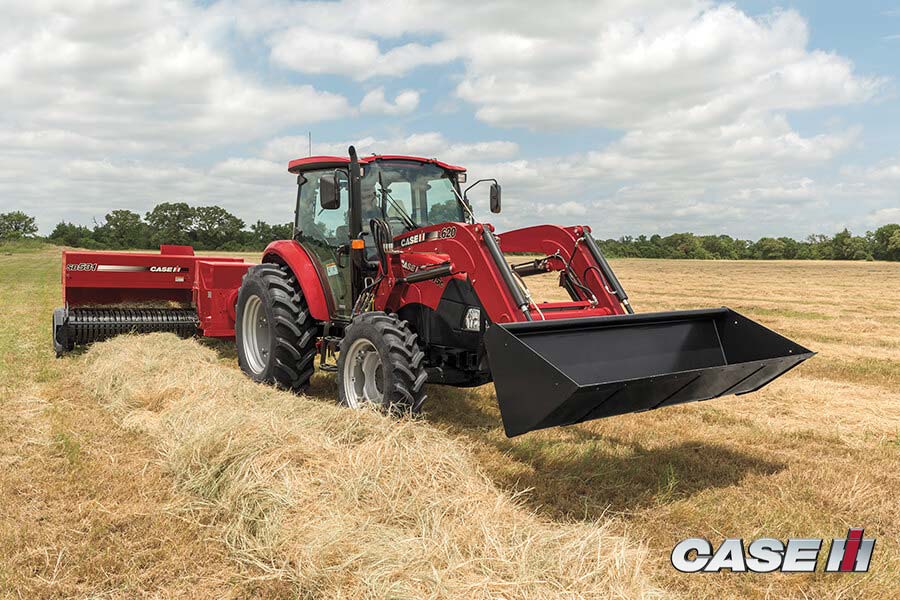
(583, 233, 633, 314)
(481, 227, 532, 321)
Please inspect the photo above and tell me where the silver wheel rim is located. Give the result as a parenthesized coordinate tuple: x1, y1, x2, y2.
(241, 295, 270, 375)
(342, 338, 384, 408)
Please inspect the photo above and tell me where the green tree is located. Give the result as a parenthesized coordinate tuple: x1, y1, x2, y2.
(777, 237, 800, 259)
(0, 211, 38, 240)
(660, 233, 711, 259)
(700, 235, 740, 259)
(249, 220, 273, 248)
(94, 210, 148, 249)
(831, 228, 871, 260)
(804, 234, 833, 259)
(871, 224, 900, 261)
(193, 206, 244, 250)
(49, 222, 95, 247)
(888, 229, 900, 257)
(145, 202, 195, 247)
(754, 237, 786, 259)
(271, 222, 293, 240)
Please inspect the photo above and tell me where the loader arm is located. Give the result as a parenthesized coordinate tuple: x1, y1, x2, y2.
(371, 220, 814, 437)
(375, 222, 622, 324)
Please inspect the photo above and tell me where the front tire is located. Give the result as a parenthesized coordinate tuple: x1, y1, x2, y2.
(337, 312, 427, 412)
(236, 264, 317, 391)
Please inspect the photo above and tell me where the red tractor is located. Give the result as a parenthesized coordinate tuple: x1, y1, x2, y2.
(54, 146, 813, 436)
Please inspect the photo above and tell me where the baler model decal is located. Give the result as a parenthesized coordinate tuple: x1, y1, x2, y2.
(66, 263, 98, 272)
(71, 265, 190, 273)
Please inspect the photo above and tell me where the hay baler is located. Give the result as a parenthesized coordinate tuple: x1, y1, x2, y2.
(54, 147, 813, 436)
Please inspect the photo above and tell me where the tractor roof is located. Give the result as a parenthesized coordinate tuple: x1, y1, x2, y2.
(288, 154, 466, 174)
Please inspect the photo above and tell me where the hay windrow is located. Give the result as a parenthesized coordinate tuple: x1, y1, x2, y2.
(78, 333, 657, 599)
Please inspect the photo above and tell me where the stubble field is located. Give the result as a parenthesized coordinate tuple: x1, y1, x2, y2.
(1, 244, 898, 598)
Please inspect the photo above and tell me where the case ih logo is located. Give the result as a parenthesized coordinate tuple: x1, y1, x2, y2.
(149, 266, 187, 273)
(672, 529, 875, 573)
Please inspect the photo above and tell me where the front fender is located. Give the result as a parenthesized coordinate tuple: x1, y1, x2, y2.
(261, 240, 331, 321)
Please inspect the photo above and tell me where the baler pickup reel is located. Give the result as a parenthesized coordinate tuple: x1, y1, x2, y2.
(484, 308, 813, 436)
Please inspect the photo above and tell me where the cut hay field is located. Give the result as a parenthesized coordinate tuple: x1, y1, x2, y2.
(1, 244, 898, 599)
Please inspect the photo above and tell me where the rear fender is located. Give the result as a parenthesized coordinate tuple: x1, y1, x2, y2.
(261, 240, 332, 321)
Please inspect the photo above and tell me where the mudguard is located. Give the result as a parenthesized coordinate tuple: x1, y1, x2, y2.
(262, 240, 332, 321)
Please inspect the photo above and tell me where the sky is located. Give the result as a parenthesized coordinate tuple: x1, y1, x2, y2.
(1, 0, 899, 240)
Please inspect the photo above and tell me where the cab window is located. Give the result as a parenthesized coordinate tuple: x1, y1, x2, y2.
(296, 169, 350, 246)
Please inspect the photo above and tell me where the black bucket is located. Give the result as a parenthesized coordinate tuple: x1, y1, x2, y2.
(484, 308, 814, 437)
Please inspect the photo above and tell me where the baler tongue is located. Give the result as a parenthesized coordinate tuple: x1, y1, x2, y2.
(484, 308, 813, 437)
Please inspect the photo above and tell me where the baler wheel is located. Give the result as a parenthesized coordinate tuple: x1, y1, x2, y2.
(235, 263, 317, 391)
(337, 312, 427, 413)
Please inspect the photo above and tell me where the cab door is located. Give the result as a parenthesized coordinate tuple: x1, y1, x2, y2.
(295, 169, 352, 318)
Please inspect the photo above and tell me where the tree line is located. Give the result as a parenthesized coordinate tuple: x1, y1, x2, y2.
(43, 203, 293, 251)
(2, 206, 899, 260)
(597, 226, 900, 261)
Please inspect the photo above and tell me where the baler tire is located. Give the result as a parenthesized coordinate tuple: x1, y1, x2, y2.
(236, 263, 317, 392)
(337, 312, 427, 413)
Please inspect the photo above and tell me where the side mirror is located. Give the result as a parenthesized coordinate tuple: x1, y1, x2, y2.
(489, 182, 501, 214)
(463, 178, 502, 214)
(319, 172, 340, 210)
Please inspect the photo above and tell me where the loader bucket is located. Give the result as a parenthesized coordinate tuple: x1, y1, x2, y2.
(484, 308, 814, 437)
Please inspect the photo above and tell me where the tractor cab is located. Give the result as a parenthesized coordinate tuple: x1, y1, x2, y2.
(289, 154, 470, 318)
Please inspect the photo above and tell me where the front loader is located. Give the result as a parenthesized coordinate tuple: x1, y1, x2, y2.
(53, 146, 813, 436)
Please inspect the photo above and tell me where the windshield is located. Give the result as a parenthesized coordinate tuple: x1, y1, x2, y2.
(360, 161, 467, 232)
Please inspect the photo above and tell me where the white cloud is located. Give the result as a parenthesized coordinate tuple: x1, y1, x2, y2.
(262, 132, 519, 164)
(859, 160, 900, 181)
(245, 0, 893, 238)
(0, 0, 350, 153)
(1, 0, 896, 240)
(253, 2, 882, 131)
(360, 88, 420, 115)
(452, 6, 881, 131)
(269, 27, 457, 79)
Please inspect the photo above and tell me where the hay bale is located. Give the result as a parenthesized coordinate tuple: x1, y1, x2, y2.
(80, 333, 657, 599)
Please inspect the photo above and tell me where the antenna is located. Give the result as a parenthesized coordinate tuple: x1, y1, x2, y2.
(308, 131, 312, 156)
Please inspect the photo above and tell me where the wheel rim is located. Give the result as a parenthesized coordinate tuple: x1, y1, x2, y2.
(241, 295, 270, 375)
(343, 338, 385, 408)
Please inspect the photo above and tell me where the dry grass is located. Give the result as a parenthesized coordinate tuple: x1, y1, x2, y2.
(423, 259, 900, 599)
(3, 246, 899, 598)
(77, 333, 656, 599)
(0, 247, 252, 598)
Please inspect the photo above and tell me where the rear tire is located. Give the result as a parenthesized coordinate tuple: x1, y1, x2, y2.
(337, 312, 427, 412)
(236, 264, 317, 391)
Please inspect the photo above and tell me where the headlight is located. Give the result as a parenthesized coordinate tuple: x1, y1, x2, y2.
(463, 307, 481, 331)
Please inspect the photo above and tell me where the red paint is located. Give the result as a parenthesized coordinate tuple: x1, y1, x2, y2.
(59, 224, 623, 338)
(840, 529, 865, 572)
(497, 224, 625, 317)
(262, 239, 332, 321)
(371, 222, 620, 323)
(61, 248, 250, 338)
